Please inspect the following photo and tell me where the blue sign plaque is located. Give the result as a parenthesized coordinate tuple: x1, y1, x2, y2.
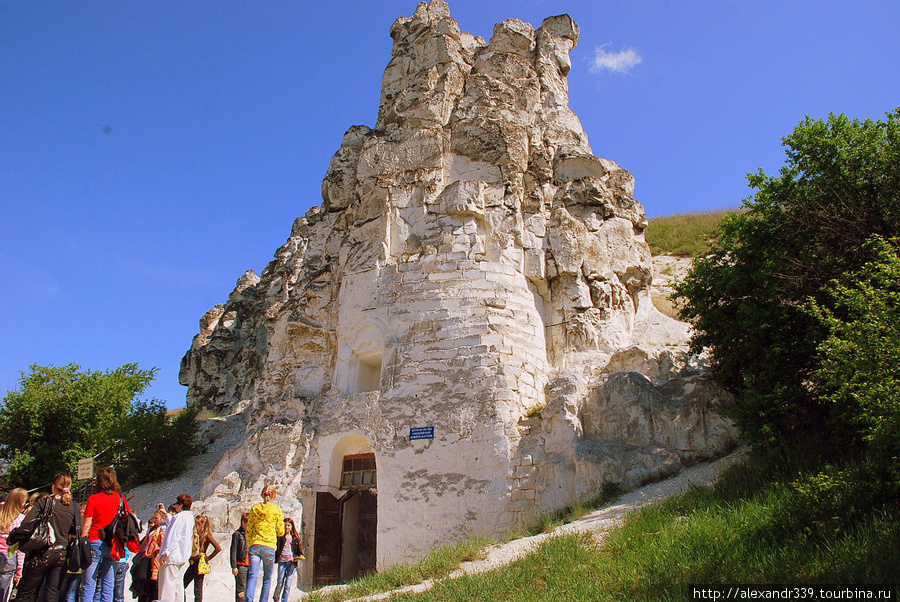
(409, 426, 435, 441)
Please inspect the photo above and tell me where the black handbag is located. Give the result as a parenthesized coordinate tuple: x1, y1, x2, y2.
(9, 497, 55, 555)
(67, 499, 92, 572)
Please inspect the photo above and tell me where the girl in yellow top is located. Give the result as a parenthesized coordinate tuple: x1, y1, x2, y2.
(244, 486, 284, 602)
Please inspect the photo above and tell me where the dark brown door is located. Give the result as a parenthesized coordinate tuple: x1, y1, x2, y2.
(313, 492, 342, 586)
(357, 490, 377, 576)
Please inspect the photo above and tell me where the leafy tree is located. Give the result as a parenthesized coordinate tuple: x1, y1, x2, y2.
(808, 237, 900, 457)
(0, 363, 199, 488)
(675, 110, 900, 449)
(116, 400, 201, 485)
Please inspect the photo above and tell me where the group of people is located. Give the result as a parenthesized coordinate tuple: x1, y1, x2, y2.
(0, 468, 303, 602)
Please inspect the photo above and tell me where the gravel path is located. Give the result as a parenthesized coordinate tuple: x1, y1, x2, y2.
(318, 447, 748, 601)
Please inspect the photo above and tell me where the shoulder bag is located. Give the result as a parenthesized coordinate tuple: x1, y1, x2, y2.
(101, 494, 141, 547)
(67, 499, 92, 572)
(10, 497, 56, 555)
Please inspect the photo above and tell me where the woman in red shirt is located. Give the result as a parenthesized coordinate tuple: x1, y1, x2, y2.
(80, 466, 129, 602)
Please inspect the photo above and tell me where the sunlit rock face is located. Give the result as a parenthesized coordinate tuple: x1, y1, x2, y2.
(178, 0, 736, 584)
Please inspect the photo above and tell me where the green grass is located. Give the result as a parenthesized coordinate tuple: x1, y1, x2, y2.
(304, 486, 623, 601)
(530, 483, 624, 535)
(383, 452, 900, 601)
(646, 210, 734, 257)
(304, 536, 495, 602)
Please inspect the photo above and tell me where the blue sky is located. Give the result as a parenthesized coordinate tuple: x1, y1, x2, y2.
(2, 0, 898, 409)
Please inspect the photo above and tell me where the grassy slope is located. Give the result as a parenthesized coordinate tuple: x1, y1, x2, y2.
(645, 209, 734, 318)
(308, 458, 900, 602)
(645, 210, 732, 257)
(388, 454, 900, 601)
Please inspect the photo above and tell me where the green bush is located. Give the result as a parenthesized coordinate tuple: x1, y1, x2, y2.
(807, 237, 900, 457)
(675, 110, 900, 450)
(771, 460, 899, 542)
(117, 400, 201, 485)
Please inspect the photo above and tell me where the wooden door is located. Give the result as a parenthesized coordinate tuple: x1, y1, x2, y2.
(313, 492, 342, 586)
(356, 490, 377, 576)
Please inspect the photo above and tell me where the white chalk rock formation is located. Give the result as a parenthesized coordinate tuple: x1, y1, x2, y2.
(176, 0, 736, 587)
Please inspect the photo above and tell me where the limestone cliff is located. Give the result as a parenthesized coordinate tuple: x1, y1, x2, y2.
(177, 0, 736, 585)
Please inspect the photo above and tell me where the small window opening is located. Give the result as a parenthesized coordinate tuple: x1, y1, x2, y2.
(356, 353, 382, 393)
(341, 453, 376, 490)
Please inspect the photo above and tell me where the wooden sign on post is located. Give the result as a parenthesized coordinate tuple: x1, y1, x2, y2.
(77, 457, 94, 481)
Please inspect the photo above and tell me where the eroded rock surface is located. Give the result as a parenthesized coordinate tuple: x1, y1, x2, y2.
(176, 0, 736, 584)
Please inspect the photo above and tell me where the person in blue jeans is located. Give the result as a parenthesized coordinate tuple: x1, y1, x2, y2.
(272, 518, 302, 602)
(246, 545, 275, 602)
(113, 549, 130, 602)
(81, 467, 129, 602)
(59, 571, 81, 602)
(82, 537, 118, 602)
(244, 485, 284, 602)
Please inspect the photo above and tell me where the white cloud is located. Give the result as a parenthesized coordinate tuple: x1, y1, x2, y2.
(590, 45, 642, 75)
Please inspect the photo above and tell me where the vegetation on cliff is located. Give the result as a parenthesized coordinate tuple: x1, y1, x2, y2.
(645, 210, 732, 257)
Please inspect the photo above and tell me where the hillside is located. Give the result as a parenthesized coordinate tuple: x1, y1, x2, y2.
(646, 210, 733, 320)
(645, 210, 732, 257)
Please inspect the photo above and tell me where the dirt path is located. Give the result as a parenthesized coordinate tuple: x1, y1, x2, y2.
(316, 447, 748, 601)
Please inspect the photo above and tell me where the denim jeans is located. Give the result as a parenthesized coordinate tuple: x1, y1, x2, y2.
(272, 562, 297, 602)
(81, 539, 116, 602)
(233, 565, 248, 602)
(113, 557, 128, 602)
(59, 571, 82, 602)
(245, 545, 275, 602)
(0, 552, 15, 601)
(13, 545, 66, 602)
